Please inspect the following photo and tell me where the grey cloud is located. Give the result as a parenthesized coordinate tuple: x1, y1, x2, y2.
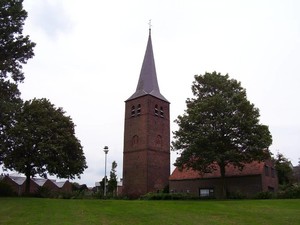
(29, 1, 73, 39)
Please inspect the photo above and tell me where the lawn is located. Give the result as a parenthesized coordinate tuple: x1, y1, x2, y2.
(0, 198, 299, 225)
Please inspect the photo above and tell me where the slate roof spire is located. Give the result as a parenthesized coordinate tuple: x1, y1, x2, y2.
(127, 28, 169, 102)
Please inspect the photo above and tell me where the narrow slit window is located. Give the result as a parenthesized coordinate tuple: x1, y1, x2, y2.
(132, 135, 139, 147)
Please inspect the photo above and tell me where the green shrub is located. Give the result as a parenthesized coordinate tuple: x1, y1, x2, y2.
(255, 191, 274, 199)
(61, 191, 75, 199)
(140, 192, 199, 200)
(35, 186, 51, 198)
(278, 183, 300, 199)
(228, 191, 246, 199)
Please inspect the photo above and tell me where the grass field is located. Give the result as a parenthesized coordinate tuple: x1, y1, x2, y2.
(0, 198, 299, 225)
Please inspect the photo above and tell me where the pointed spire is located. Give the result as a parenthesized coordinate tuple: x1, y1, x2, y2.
(127, 28, 169, 102)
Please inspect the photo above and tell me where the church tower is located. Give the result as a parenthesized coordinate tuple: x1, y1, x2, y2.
(123, 28, 170, 198)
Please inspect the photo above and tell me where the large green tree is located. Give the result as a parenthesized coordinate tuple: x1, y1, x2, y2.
(3, 98, 87, 193)
(172, 72, 272, 198)
(0, 0, 35, 162)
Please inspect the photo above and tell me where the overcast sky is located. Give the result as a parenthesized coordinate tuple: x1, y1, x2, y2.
(9, 0, 300, 186)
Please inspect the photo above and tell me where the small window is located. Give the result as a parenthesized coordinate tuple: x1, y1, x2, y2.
(137, 104, 141, 116)
(264, 165, 269, 176)
(199, 188, 214, 198)
(154, 104, 159, 116)
(131, 106, 135, 117)
(160, 106, 164, 117)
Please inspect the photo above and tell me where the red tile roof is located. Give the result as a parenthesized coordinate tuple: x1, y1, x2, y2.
(169, 161, 265, 180)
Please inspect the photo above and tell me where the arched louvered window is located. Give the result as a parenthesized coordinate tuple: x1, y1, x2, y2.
(131, 106, 135, 117)
(137, 104, 141, 116)
(155, 104, 159, 116)
(160, 106, 164, 118)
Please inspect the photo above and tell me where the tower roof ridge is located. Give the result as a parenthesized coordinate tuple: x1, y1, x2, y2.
(127, 30, 169, 102)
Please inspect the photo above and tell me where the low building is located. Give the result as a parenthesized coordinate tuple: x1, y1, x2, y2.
(0, 175, 71, 195)
(32, 178, 59, 193)
(1, 175, 39, 195)
(169, 160, 278, 199)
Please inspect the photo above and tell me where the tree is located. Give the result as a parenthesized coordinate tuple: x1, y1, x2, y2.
(0, 0, 36, 83)
(274, 152, 293, 185)
(99, 176, 107, 195)
(294, 159, 300, 183)
(107, 161, 118, 196)
(172, 72, 272, 198)
(0, 0, 35, 163)
(3, 98, 87, 193)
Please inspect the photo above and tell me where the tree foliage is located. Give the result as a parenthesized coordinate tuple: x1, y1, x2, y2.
(99, 161, 118, 197)
(172, 72, 272, 198)
(274, 152, 294, 185)
(0, 79, 22, 163)
(0, 0, 36, 82)
(294, 160, 300, 183)
(107, 161, 118, 195)
(3, 98, 87, 192)
(99, 176, 107, 194)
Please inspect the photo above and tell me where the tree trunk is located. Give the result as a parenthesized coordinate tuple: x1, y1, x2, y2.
(25, 170, 31, 195)
(219, 164, 227, 199)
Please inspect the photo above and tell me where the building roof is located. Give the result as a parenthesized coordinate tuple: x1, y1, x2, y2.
(9, 176, 26, 185)
(54, 181, 68, 188)
(169, 161, 266, 180)
(5, 175, 57, 186)
(32, 178, 47, 186)
(127, 29, 169, 102)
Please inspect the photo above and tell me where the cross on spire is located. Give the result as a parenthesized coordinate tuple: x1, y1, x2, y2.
(148, 19, 152, 34)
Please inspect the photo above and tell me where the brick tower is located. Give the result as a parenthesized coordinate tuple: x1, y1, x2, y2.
(123, 29, 170, 198)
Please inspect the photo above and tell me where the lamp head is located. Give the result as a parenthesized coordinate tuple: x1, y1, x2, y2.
(103, 146, 109, 154)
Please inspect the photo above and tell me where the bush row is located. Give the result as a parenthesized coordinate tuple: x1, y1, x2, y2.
(141, 193, 209, 200)
(2, 181, 300, 199)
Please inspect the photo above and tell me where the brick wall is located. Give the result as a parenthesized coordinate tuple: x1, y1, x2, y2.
(170, 175, 264, 198)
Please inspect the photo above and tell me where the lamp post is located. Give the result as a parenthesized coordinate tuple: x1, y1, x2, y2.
(103, 146, 109, 197)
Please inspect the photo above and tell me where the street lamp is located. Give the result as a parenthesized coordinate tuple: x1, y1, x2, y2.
(103, 146, 109, 197)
